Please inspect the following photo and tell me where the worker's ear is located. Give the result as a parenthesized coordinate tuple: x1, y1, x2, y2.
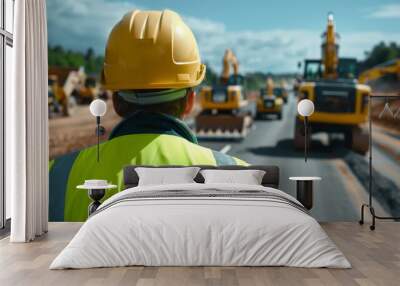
(183, 89, 196, 117)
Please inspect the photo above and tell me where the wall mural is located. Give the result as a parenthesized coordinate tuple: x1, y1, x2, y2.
(47, 0, 400, 222)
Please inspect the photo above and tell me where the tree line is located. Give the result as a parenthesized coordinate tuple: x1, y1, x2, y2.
(358, 41, 400, 72)
(48, 45, 104, 75)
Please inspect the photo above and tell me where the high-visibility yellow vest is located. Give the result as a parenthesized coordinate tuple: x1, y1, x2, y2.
(49, 112, 247, 221)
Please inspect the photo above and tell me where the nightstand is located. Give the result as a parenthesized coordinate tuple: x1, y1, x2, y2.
(289, 177, 321, 210)
(77, 180, 117, 215)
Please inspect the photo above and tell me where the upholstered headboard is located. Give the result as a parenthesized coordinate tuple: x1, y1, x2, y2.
(123, 165, 280, 189)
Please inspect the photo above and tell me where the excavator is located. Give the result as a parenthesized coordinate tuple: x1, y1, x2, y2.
(295, 13, 371, 154)
(195, 49, 254, 139)
(359, 58, 400, 85)
(256, 77, 284, 119)
(48, 74, 77, 117)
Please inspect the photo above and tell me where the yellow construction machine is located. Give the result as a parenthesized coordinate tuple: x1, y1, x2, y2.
(256, 77, 284, 119)
(295, 13, 371, 154)
(195, 49, 254, 139)
(72, 76, 100, 104)
(48, 74, 77, 117)
(48, 67, 89, 117)
(359, 59, 400, 86)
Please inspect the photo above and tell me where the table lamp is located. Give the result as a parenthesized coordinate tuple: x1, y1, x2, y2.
(297, 99, 314, 162)
(89, 99, 107, 162)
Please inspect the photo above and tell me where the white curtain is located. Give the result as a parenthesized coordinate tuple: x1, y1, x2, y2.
(8, 0, 49, 242)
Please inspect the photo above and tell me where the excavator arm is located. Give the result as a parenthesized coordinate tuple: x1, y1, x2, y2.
(322, 13, 339, 79)
(359, 59, 400, 84)
(221, 49, 239, 84)
(266, 77, 274, 95)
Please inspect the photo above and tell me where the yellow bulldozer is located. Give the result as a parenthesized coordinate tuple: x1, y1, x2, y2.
(295, 13, 371, 154)
(195, 49, 254, 139)
(256, 77, 284, 119)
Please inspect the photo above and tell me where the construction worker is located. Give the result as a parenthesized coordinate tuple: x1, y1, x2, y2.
(49, 9, 248, 222)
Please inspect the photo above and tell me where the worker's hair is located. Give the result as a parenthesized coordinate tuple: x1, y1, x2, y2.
(112, 89, 191, 118)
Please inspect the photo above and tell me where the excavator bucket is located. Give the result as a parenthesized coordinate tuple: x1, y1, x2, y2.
(195, 114, 253, 140)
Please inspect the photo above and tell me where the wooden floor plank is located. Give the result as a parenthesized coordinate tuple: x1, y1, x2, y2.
(0, 222, 399, 286)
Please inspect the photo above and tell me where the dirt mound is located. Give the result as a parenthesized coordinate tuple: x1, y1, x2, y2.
(49, 102, 120, 159)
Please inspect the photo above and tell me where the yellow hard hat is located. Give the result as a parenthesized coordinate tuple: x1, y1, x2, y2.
(102, 9, 206, 92)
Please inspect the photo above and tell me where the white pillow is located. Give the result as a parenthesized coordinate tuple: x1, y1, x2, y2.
(200, 169, 266, 185)
(135, 167, 200, 186)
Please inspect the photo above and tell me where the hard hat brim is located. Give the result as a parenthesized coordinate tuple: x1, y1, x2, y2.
(103, 64, 206, 91)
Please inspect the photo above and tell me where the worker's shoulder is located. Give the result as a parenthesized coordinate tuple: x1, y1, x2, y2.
(49, 148, 82, 173)
(185, 140, 249, 166)
(50, 143, 99, 167)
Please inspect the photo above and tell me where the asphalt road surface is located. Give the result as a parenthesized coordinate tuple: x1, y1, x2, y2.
(199, 93, 399, 222)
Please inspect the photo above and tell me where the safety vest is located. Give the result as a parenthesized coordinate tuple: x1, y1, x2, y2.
(49, 112, 247, 222)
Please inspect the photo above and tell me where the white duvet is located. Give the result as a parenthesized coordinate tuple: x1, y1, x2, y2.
(50, 183, 350, 269)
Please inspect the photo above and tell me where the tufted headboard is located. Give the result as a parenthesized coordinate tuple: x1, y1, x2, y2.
(123, 165, 280, 189)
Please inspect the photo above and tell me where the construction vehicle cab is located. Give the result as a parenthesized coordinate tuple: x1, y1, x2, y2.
(200, 74, 247, 111)
(303, 59, 323, 80)
(303, 58, 359, 81)
(295, 13, 371, 154)
(196, 50, 254, 139)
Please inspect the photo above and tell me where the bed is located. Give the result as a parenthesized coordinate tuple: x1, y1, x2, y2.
(50, 165, 350, 269)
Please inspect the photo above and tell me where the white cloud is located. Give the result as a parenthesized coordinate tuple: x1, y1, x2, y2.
(47, 0, 400, 73)
(184, 16, 225, 35)
(47, 0, 138, 53)
(369, 4, 400, 19)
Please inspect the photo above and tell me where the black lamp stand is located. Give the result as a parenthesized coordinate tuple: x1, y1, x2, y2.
(95, 116, 105, 162)
(304, 116, 309, 162)
(88, 189, 106, 215)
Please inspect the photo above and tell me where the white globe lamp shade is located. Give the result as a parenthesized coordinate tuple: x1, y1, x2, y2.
(90, 99, 107, 117)
(297, 99, 314, 117)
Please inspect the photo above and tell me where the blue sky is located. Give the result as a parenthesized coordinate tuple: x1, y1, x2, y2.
(129, 0, 400, 32)
(47, 0, 400, 73)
